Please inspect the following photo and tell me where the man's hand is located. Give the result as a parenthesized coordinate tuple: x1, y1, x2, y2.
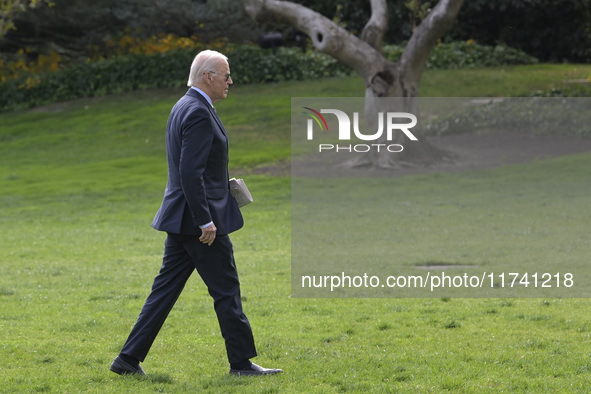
(199, 223, 217, 246)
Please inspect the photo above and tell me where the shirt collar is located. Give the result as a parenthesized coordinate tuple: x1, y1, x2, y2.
(190, 86, 213, 107)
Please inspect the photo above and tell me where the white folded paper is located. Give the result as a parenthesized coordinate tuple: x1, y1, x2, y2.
(229, 178, 253, 208)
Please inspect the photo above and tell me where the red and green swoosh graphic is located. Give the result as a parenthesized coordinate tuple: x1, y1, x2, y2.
(302, 107, 328, 132)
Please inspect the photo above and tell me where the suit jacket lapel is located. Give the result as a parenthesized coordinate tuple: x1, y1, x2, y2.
(208, 106, 228, 138)
(186, 89, 228, 138)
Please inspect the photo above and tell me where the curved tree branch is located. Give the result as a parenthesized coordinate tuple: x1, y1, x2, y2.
(400, 0, 465, 82)
(242, 0, 386, 82)
(360, 0, 388, 50)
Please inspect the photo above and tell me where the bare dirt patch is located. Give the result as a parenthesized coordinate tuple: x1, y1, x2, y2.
(252, 131, 591, 177)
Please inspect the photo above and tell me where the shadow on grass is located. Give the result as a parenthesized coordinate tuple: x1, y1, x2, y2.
(118, 372, 173, 384)
(146, 373, 174, 384)
(200, 372, 278, 391)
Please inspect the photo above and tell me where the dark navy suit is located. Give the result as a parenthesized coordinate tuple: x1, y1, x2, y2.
(120, 88, 257, 364)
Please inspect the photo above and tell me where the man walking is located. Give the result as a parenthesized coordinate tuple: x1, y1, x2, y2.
(110, 50, 282, 377)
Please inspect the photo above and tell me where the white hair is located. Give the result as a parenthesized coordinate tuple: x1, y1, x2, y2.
(187, 50, 228, 86)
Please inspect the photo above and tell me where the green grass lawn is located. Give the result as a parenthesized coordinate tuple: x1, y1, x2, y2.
(1, 65, 591, 392)
(420, 63, 591, 97)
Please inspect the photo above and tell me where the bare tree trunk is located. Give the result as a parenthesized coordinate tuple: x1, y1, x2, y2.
(242, 0, 465, 168)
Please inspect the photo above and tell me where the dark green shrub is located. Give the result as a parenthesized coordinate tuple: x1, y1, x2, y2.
(227, 46, 351, 84)
(449, 0, 591, 63)
(0, 42, 537, 112)
(383, 42, 538, 69)
(0, 45, 352, 112)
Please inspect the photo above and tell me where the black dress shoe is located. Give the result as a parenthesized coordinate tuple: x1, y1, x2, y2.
(229, 362, 283, 376)
(110, 356, 146, 375)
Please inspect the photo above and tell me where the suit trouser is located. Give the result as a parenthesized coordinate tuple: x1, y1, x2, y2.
(120, 232, 257, 364)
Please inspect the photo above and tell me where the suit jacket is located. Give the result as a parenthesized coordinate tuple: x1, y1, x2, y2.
(151, 88, 243, 236)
